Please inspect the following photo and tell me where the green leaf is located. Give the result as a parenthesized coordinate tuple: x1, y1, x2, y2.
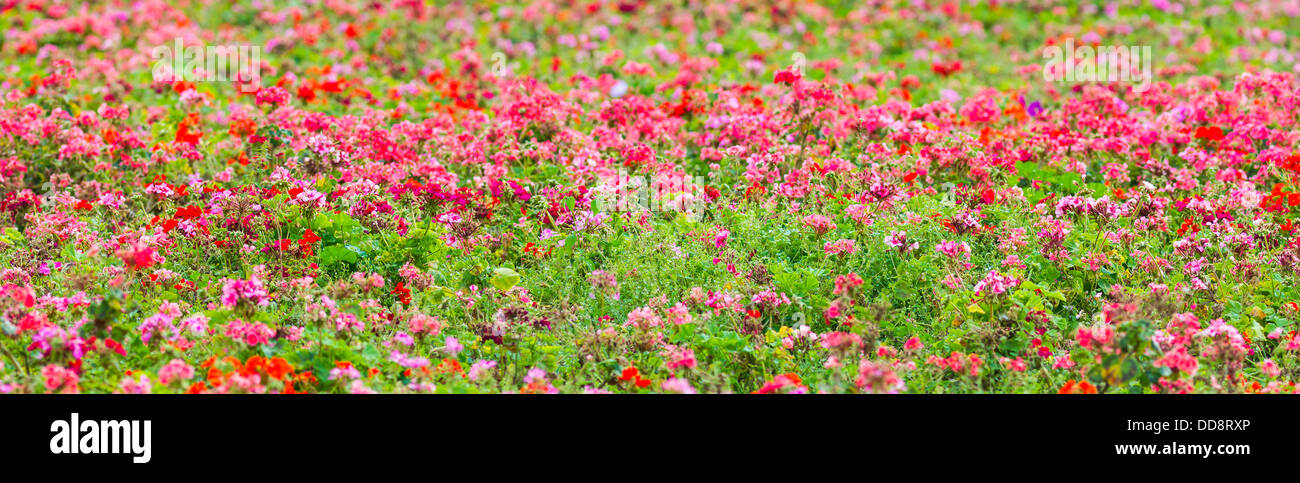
(490, 267, 521, 291)
(1070, 348, 1091, 365)
(320, 244, 359, 267)
(563, 234, 577, 254)
(361, 344, 381, 363)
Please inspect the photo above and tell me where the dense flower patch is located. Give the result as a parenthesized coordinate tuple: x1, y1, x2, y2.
(2, 1, 1300, 394)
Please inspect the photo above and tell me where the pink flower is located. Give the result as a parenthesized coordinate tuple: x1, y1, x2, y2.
(972, 270, 1021, 296)
(877, 345, 898, 358)
(444, 336, 464, 356)
(158, 359, 195, 386)
(821, 331, 862, 352)
(833, 273, 864, 295)
(221, 275, 270, 310)
(904, 336, 923, 351)
(824, 238, 857, 256)
(823, 302, 843, 321)
(117, 374, 152, 394)
(662, 377, 697, 394)
(1260, 359, 1281, 378)
(856, 359, 905, 393)
(801, 214, 837, 235)
(1083, 252, 1108, 271)
(1052, 355, 1077, 370)
(41, 364, 79, 393)
(884, 230, 918, 252)
(468, 360, 498, 381)
(409, 312, 444, 336)
(329, 363, 362, 381)
(714, 229, 730, 249)
(664, 346, 697, 370)
(624, 306, 663, 329)
(255, 86, 291, 106)
(523, 367, 548, 384)
(223, 319, 275, 346)
(750, 290, 791, 308)
(666, 302, 693, 325)
(349, 380, 377, 394)
(1076, 325, 1116, 350)
(138, 301, 184, 344)
(1153, 347, 1199, 376)
(998, 357, 1028, 372)
(934, 240, 971, 260)
(1001, 254, 1027, 269)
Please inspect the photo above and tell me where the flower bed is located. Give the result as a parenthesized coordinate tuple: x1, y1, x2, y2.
(1, 1, 1299, 394)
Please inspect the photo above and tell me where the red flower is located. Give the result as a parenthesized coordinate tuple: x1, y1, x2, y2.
(174, 205, 202, 220)
(228, 152, 250, 166)
(228, 118, 257, 138)
(704, 185, 720, 200)
(773, 68, 801, 85)
(391, 282, 412, 305)
(1194, 125, 1224, 141)
(1059, 379, 1098, 394)
(266, 357, 294, 381)
(175, 113, 202, 145)
(299, 228, 321, 245)
(931, 60, 962, 77)
(617, 367, 653, 388)
(753, 373, 806, 394)
(103, 338, 126, 356)
(119, 244, 156, 271)
(319, 80, 346, 93)
(436, 358, 464, 376)
(297, 85, 317, 102)
(1283, 154, 1300, 173)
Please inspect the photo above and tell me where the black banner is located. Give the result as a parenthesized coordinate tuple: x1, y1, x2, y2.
(0, 395, 1284, 474)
